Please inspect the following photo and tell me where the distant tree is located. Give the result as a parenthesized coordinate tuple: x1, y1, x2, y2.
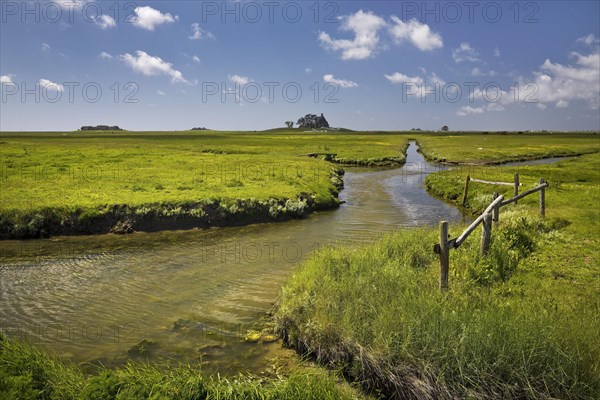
(441, 125, 449, 131)
(285, 121, 294, 128)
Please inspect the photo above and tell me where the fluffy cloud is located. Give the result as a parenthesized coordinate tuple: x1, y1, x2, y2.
(456, 106, 484, 116)
(189, 23, 214, 40)
(576, 34, 599, 46)
(533, 50, 600, 109)
(39, 79, 64, 92)
(228, 74, 252, 85)
(323, 74, 358, 88)
(457, 48, 599, 114)
(456, 103, 504, 116)
(99, 51, 113, 59)
(452, 42, 480, 63)
(384, 70, 446, 101)
(1, 74, 14, 84)
(318, 10, 387, 60)
(388, 17, 443, 51)
(319, 11, 443, 60)
(132, 6, 178, 31)
(93, 15, 116, 29)
(192, 55, 201, 64)
(120, 51, 187, 83)
(384, 72, 423, 85)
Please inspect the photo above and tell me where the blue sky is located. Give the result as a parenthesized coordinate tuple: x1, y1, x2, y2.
(1, 0, 599, 131)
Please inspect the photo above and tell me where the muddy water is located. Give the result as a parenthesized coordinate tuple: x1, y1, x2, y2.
(0, 142, 466, 372)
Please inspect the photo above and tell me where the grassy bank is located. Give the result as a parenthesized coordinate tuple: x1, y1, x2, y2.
(415, 131, 599, 164)
(0, 334, 367, 400)
(0, 130, 407, 238)
(276, 153, 600, 399)
(2, 130, 598, 238)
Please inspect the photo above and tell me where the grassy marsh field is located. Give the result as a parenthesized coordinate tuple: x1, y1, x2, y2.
(415, 131, 599, 164)
(277, 152, 600, 399)
(1, 130, 599, 399)
(1, 130, 597, 239)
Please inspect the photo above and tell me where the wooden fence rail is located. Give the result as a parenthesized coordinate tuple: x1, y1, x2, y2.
(462, 173, 523, 207)
(435, 177, 548, 290)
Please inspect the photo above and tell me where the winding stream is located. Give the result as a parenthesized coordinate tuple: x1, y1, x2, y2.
(0, 143, 473, 372)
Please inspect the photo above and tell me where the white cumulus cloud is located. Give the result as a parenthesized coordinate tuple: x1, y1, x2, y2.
(228, 74, 252, 85)
(318, 11, 443, 60)
(323, 74, 358, 88)
(384, 72, 423, 85)
(120, 51, 187, 83)
(456, 106, 484, 116)
(318, 10, 387, 60)
(39, 79, 64, 92)
(388, 16, 443, 51)
(532, 50, 600, 109)
(189, 22, 214, 40)
(452, 42, 480, 63)
(93, 14, 116, 29)
(132, 6, 178, 31)
(457, 103, 505, 116)
(576, 34, 599, 46)
(1, 74, 14, 84)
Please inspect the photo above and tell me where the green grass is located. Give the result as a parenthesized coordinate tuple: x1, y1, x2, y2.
(2, 131, 600, 398)
(0, 130, 409, 238)
(415, 131, 599, 164)
(0, 334, 367, 400)
(1, 130, 598, 238)
(276, 153, 600, 399)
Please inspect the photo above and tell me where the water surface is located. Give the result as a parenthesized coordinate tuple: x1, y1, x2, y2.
(0, 142, 465, 372)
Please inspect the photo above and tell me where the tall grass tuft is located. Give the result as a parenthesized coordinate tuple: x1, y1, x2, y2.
(276, 217, 600, 399)
(0, 334, 365, 399)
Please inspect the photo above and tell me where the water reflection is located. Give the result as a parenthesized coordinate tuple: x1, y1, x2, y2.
(0, 142, 467, 373)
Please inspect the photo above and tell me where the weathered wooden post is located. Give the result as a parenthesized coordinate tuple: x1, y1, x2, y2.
(513, 173, 519, 205)
(461, 175, 470, 206)
(439, 221, 449, 290)
(492, 192, 500, 224)
(540, 178, 546, 217)
(481, 213, 492, 255)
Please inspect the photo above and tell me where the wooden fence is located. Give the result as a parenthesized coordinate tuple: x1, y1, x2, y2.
(462, 173, 523, 206)
(435, 177, 548, 290)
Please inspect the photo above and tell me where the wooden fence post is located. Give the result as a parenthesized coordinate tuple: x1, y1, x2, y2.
(492, 192, 499, 224)
(513, 173, 519, 205)
(461, 175, 470, 207)
(540, 178, 546, 217)
(481, 213, 492, 255)
(439, 221, 449, 290)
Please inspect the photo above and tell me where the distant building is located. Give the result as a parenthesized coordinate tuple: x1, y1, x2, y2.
(80, 125, 122, 131)
(297, 113, 329, 129)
